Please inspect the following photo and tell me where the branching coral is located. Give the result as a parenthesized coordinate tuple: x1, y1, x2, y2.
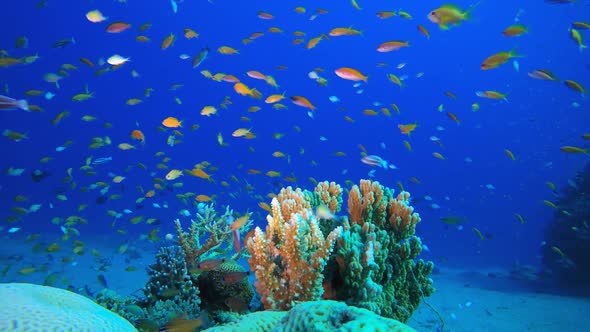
(246, 186, 342, 310)
(175, 203, 250, 269)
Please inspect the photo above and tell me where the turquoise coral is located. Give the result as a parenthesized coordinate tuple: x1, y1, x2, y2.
(331, 179, 434, 322)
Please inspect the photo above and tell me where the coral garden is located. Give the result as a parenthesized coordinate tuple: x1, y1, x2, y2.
(14, 179, 434, 330)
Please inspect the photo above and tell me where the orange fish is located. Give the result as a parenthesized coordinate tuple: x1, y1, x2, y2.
(427, 2, 480, 30)
(398, 123, 417, 135)
(417, 24, 430, 39)
(232, 229, 241, 252)
(502, 24, 528, 37)
(106, 22, 131, 33)
(162, 315, 208, 332)
(196, 194, 212, 202)
(246, 70, 266, 80)
(476, 90, 508, 101)
(258, 11, 274, 19)
(218, 46, 239, 55)
(161, 33, 175, 50)
(191, 168, 211, 180)
(130, 129, 145, 143)
(376, 11, 396, 19)
(377, 41, 409, 52)
(329, 27, 362, 36)
(231, 214, 250, 231)
(334, 67, 368, 82)
(258, 202, 271, 212)
(183, 28, 198, 39)
(290, 96, 316, 110)
(446, 111, 460, 124)
(481, 48, 523, 70)
(197, 258, 225, 271)
(162, 117, 182, 128)
(222, 271, 250, 285)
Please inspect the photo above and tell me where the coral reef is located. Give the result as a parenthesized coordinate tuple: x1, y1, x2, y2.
(542, 162, 590, 285)
(246, 180, 434, 322)
(246, 185, 343, 310)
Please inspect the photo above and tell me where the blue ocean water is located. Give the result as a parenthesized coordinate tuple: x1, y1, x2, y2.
(0, 0, 588, 298)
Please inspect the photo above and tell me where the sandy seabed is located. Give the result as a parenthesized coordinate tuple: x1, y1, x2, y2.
(409, 267, 590, 332)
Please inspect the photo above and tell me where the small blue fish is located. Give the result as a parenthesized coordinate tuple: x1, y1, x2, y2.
(513, 60, 520, 72)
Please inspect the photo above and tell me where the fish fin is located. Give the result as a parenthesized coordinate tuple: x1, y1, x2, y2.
(463, 1, 482, 19)
(18, 99, 29, 111)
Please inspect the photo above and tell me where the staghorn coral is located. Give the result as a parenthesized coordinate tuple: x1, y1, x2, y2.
(246, 186, 342, 310)
(175, 203, 251, 270)
(332, 179, 434, 322)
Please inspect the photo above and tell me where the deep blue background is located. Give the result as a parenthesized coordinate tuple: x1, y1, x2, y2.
(1, 0, 589, 269)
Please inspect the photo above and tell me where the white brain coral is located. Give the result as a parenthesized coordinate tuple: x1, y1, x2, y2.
(0, 283, 137, 332)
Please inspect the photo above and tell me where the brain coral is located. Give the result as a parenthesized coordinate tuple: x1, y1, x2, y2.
(0, 283, 137, 332)
(273, 300, 416, 332)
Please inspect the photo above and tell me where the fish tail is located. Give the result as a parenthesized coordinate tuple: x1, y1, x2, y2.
(17, 99, 29, 111)
(464, 0, 481, 19)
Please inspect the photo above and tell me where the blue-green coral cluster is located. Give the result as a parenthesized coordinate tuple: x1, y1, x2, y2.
(334, 180, 434, 322)
(301, 180, 434, 323)
(142, 246, 201, 323)
(96, 246, 202, 328)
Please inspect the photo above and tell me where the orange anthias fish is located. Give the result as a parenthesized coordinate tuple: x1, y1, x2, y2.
(222, 271, 250, 285)
(231, 214, 250, 231)
(502, 24, 528, 37)
(162, 117, 182, 128)
(106, 22, 131, 33)
(161, 33, 175, 50)
(476, 90, 508, 101)
(398, 123, 417, 135)
(290, 96, 316, 110)
(481, 48, 523, 70)
(334, 67, 368, 82)
(130, 129, 145, 143)
(427, 2, 480, 30)
(377, 41, 409, 52)
(162, 314, 208, 332)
